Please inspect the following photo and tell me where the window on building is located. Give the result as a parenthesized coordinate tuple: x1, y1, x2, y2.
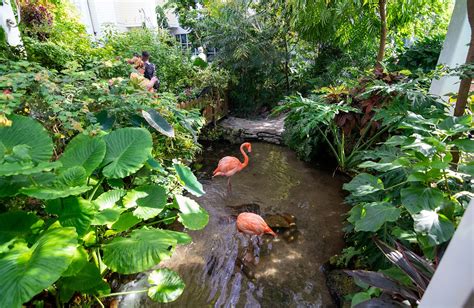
(206, 47, 218, 62)
(175, 34, 192, 49)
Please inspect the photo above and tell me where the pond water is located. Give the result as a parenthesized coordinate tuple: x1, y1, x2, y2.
(118, 142, 347, 308)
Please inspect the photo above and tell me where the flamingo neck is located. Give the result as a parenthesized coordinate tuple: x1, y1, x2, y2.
(240, 144, 249, 169)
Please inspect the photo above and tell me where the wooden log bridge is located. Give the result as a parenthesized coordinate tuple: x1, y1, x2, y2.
(178, 87, 229, 125)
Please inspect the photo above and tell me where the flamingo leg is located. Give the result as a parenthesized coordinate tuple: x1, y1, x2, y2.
(227, 177, 232, 193)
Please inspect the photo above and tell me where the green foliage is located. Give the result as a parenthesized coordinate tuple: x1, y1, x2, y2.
(102, 28, 195, 93)
(148, 268, 186, 303)
(274, 92, 358, 164)
(277, 70, 446, 169)
(0, 58, 204, 161)
(343, 110, 472, 266)
(0, 113, 207, 306)
(177, 0, 312, 115)
(288, 0, 450, 60)
(23, 36, 73, 70)
(346, 238, 436, 305)
(0, 226, 78, 308)
(389, 34, 445, 73)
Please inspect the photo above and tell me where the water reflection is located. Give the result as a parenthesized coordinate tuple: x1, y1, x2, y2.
(118, 142, 346, 308)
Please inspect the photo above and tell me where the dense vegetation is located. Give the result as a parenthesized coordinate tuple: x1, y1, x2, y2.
(1, 0, 472, 307)
(169, 0, 451, 115)
(0, 0, 229, 306)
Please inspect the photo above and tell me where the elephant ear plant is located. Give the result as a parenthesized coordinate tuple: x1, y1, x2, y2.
(0, 115, 209, 307)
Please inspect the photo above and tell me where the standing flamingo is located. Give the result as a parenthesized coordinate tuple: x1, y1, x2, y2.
(236, 212, 277, 237)
(213, 142, 252, 192)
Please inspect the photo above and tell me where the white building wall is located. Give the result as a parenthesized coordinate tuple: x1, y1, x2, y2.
(0, 0, 22, 46)
(70, 0, 96, 36)
(429, 0, 470, 102)
(72, 0, 160, 38)
(155, 0, 189, 35)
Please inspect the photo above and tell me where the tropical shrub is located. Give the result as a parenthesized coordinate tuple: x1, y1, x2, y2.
(342, 110, 473, 267)
(346, 238, 436, 307)
(102, 28, 195, 93)
(0, 58, 204, 161)
(172, 0, 313, 115)
(0, 114, 209, 307)
(19, 0, 54, 41)
(389, 34, 445, 74)
(275, 70, 443, 170)
(23, 36, 73, 70)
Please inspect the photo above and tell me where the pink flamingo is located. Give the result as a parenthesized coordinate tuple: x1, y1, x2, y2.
(236, 212, 277, 237)
(213, 142, 252, 192)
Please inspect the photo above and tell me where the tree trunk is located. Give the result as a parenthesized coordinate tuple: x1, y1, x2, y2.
(453, 0, 474, 117)
(375, 0, 387, 69)
(284, 32, 290, 93)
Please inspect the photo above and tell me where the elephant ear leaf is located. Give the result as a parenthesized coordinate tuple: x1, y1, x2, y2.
(59, 134, 106, 176)
(147, 268, 185, 303)
(173, 162, 205, 197)
(174, 195, 209, 230)
(0, 114, 53, 163)
(142, 109, 175, 138)
(102, 228, 186, 274)
(46, 197, 97, 236)
(102, 128, 153, 178)
(0, 211, 41, 245)
(0, 227, 78, 308)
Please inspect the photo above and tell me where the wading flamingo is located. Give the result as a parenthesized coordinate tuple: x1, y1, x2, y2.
(213, 142, 252, 192)
(236, 212, 277, 237)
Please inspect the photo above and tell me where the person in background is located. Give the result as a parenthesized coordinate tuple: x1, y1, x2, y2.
(141, 51, 159, 91)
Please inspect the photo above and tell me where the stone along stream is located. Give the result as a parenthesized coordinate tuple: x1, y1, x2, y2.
(118, 142, 347, 307)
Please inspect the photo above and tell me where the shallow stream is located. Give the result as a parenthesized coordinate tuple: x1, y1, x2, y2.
(119, 142, 347, 307)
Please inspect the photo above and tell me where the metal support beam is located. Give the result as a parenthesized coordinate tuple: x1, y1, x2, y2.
(420, 199, 474, 307)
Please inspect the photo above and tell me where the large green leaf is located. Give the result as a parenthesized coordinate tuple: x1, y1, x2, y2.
(93, 190, 125, 210)
(358, 160, 404, 172)
(102, 128, 153, 178)
(62, 246, 88, 277)
(162, 229, 192, 245)
(123, 185, 167, 220)
(102, 228, 178, 274)
(459, 162, 474, 176)
(0, 142, 5, 162)
(59, 262, 110, 303)
(111, 212, 141, 232)
(148, 269, 185, 303)
(0, 161, 61, 177)
(402, 136, 435, 157)
(46, 197, 97, 236)
(400, 186, 445, 215)
(0, 173, 55, 197)
(174, 162, 205, 197)
(355, 203, 401, 232)
(91, 207, 124, 226)
(142, 109, 175, 138)
(6, 164, 86, 197)
(342, 173, 384, 197)
(56, 166, 88, 187)
(0, 211, 40, 244)
(438, 115, 472, 135)
(133, 186, 167, 220)
(174, 195, 209, 230)
(59, 134, 106, 176)
(0, 115, 53, 163)
(0, 227, 77, 308)
(413, 210, 455, 245)
(21, 185, 92, 200)
(451, 138, 474, 152)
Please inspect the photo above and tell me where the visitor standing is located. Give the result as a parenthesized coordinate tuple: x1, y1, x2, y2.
(141, 51, 160, 90)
